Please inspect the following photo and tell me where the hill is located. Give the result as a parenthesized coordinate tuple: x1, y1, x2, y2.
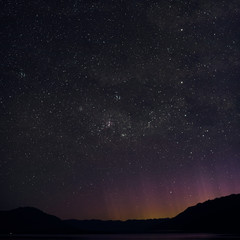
(0, 194, 239, 234)
(0, 207, 69, 234)
(167, 193, 240, 233)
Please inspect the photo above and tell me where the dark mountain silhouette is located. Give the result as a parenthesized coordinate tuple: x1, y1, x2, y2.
(0, 207, 71, 234)
(164, 193, 240, 233)
(0, 194, 239, 234)
(63, 218, 169, 233)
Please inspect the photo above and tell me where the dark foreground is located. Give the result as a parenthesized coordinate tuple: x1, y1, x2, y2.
(1, 194, 240, 234)
(1, 234, 240, 240)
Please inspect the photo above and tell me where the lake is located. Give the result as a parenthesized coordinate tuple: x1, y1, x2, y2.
(1, 234, 239, 240)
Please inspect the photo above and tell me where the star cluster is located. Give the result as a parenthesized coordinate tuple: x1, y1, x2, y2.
(1, 0, 240, 220)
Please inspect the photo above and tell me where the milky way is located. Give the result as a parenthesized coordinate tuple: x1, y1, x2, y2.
(1, 0, 240, 220)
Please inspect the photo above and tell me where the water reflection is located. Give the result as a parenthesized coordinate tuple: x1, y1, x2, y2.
(77, 234, 240, 240)
(1, 234, 239, 240)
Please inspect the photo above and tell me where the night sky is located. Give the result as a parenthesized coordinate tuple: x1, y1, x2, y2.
(1, 0, 240, 221)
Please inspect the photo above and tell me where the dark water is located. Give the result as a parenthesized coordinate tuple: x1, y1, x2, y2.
(1, 234, 240, 240)
(64, 234, 240, 240)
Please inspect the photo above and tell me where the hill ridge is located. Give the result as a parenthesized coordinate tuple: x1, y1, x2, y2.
(1, 193, 239, 234)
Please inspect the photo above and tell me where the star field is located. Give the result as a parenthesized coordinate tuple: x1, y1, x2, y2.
(1, 0, 240, 220)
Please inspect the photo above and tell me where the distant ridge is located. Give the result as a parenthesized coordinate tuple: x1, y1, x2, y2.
(0, 193, 240, 234)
